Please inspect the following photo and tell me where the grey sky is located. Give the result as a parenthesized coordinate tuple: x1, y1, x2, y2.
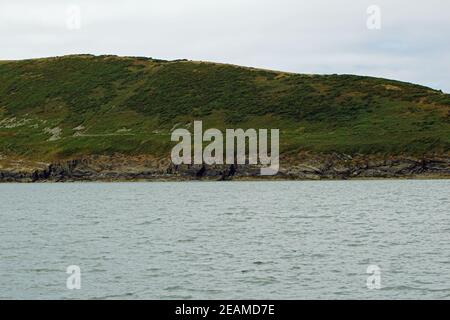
(1, 0, 449, 92)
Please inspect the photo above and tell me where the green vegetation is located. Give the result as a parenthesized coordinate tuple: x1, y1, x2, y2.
(0, 54, 449, 161)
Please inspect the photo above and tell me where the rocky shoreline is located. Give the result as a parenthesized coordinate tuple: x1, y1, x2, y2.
(0, 153, 449, 182)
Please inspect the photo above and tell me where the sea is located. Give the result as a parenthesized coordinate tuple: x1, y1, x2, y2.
(0, 180, 449, 299)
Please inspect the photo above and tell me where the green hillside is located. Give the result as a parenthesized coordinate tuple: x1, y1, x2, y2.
(0, 54, 449, 162)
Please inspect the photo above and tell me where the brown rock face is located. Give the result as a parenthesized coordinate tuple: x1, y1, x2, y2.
(0, 153, 449, 182)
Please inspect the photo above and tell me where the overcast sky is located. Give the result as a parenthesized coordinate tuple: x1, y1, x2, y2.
(1, 0, 449, 92)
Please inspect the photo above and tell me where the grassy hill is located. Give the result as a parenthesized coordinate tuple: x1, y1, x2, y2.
(0, 54, 449, 164)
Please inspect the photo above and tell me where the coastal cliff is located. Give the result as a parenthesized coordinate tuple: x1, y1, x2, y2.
(1, 154, 448, 182)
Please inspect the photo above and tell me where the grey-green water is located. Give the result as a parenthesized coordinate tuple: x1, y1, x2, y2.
(0, 180, 449, 299)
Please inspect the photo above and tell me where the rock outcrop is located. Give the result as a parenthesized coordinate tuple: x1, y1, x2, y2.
(0, 153, 449, 182)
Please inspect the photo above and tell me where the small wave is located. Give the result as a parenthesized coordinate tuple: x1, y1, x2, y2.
(92, 292, 135, 299)
(164, 285, 183, 291)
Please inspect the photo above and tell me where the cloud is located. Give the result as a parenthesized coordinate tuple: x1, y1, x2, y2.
(1, 0, 449, 92)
